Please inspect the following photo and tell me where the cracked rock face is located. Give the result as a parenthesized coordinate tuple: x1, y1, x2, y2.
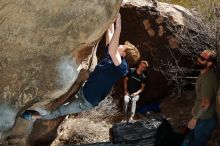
(0, 0, 122, 140)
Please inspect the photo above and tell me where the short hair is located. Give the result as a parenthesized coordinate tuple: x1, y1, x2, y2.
(124, 41, 140, 65)
(140, 60, 149, 68)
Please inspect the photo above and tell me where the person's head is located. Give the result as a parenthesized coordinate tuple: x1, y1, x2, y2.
(196, 49, 217, 70)
(118, 41, 140, 65)
(137, 60, 149, 73)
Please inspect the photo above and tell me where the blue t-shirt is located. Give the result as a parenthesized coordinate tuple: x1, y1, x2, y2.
(83, 46, 128, 106)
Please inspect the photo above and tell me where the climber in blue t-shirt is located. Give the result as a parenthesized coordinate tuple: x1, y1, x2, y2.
(21, 13, 140, 120)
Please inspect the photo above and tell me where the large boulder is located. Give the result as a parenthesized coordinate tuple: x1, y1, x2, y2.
(116, 0, 216, 105)
(0, 0, 122, 142)
(1, 0, 217, 145)
(44, 1, 217, 145)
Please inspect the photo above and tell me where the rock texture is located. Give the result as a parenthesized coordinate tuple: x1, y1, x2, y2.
(116, 0, 216, 105)
(0, 0, 122, 143)
(1, 0, 218, 145)
(51, 0, 217, 145)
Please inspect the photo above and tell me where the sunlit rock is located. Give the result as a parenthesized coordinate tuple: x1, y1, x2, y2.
(0, 0, 122, 142)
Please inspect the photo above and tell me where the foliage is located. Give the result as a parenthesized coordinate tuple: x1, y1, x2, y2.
(159, 0, 219, 22)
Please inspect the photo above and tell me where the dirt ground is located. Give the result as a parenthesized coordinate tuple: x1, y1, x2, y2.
(50, 90, 220, 146)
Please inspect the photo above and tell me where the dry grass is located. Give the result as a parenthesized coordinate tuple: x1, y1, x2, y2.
(50, 95, 123, 146)
(159, 0, 219, 22)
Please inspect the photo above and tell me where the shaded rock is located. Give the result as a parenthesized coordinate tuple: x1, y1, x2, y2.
(116, 0, 216, 106)
(6, 117, 63, 146)
(6, 117, 33, 146)
(28, 118, 64, 146)
(0, 0, 122, 142)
